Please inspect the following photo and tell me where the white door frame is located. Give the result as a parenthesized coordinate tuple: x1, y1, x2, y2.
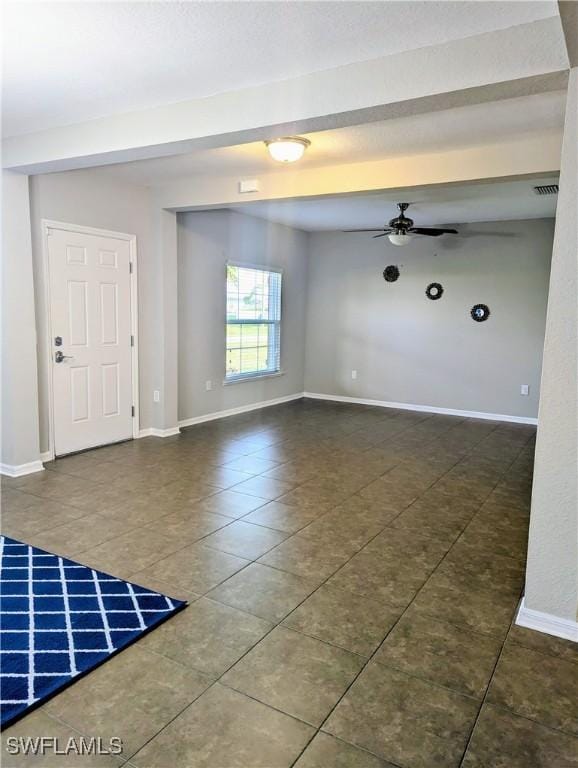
(41, 220, 140, 460)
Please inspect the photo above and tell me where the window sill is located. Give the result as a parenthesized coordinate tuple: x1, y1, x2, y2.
(223, 370, 285, 386)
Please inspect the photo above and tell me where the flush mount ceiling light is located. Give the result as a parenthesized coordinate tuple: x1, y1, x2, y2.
(265, 136, 310, 163)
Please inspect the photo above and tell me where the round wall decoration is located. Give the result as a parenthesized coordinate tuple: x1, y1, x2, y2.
(425, 282, 444, 300)
(471, 304, 490, 322)
(383, 265, 400, 283)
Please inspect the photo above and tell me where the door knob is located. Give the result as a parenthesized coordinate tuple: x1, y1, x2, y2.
(55, 351, 74, 363)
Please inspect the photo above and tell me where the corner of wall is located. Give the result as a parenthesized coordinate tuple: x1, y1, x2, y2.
(1, 170, 42, 468)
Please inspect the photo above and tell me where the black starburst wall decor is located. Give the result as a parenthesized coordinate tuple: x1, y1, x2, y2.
(471, 304, 490, 322)
(425, 282, 444, 300)
(383, 265, 400, 283)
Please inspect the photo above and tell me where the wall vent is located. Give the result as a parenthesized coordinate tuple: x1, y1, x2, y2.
(533, 184, 559, 195)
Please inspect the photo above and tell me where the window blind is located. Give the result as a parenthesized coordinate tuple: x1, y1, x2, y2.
(225, 264, 282, 381)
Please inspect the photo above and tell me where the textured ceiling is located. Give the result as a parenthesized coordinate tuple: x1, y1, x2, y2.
(228, 177, 560, 231)
(2, 0, 558, 136)
(88, 91, 565, 184)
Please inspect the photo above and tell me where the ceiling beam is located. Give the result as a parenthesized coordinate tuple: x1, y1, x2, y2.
(3, 18, 568, 175)
(154, 133, 562, 211)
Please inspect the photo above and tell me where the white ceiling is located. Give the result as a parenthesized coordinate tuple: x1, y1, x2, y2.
(2, 0, 559, 137)
(88, 90, 565, 185)
(228, 177, 560, 231)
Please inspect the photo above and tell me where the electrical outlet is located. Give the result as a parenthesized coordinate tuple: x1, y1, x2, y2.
(153, 390, 160, 403)
(520, 384, 529, 396)
(351, 370, 358, 380)
(205, 380, 213, 391)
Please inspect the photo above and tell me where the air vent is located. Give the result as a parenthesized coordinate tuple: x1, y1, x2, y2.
(533, 184, 559, 196)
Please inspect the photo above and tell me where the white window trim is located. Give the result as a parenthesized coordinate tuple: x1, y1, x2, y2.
(225, 262, 283, 382)
(222, 370, 286, 386)
(226, 260, 284, 274)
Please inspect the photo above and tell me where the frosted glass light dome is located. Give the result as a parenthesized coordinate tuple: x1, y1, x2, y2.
(388, 233, 413, 246)
(266, 137, 310, 163)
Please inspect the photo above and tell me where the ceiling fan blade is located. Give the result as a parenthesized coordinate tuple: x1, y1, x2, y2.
(409, 227, 458, 236)
(372, 232, 390, 239)
(343, 228, 389, 233)
(458, 230, 518, 238)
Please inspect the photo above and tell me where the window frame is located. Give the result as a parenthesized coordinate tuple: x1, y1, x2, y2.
(224, 262, 283, 384)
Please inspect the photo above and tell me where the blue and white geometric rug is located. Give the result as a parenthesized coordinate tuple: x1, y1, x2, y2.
(0, 535, 186, 728)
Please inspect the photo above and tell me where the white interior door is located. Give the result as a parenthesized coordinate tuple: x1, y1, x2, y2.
(48, 227, 134, 456)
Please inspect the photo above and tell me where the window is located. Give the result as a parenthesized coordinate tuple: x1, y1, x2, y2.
(226, 264, 282, 381)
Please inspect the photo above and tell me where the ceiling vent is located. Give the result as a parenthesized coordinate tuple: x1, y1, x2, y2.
(533, 184, 559, 195)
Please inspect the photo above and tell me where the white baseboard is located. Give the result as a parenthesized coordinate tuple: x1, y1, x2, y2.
(303, 392, 538, 425)
(178, 393, 304, 429)
(516, 598, 578, 642)
(138, 427, 181, 438)
(0, 460, 45, 478)
(176, 391, 536, 429)
(40, 451, 53, 463)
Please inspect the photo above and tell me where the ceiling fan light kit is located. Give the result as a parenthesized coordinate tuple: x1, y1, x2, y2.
(265, 136, 310, 163)
(344, 202, 458, 245)
(388, 233, 413, 246)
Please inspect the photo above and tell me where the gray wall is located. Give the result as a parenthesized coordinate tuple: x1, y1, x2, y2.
(29, 170, 158, 451)
(304, 219, 554, 419)
(19, 167, 555, 461)
(177, 210, 308, 421)
(1, 171, 41, 467)
(525, 68, 578, 622)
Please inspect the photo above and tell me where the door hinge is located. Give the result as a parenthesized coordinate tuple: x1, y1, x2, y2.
(131, 406, 135, 417)
(130, 334, 134, 347)
(129, 262, 133, 273)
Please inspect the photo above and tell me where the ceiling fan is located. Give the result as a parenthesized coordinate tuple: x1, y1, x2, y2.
(344, 203, 458, 246)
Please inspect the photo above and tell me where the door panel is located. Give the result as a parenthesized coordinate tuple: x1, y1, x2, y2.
(68, 281, 88, 346)
(48, 228, 133, 456)
(102, 363, 120, 417)
(100, 283, 118, 345)
(70, 366, 90, 422)
(66, 244, 87, 265)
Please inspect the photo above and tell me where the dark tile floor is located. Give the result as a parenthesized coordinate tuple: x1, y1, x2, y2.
(2, 398, 578, 767)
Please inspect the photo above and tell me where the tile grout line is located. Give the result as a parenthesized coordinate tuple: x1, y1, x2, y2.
(288, 420, 522, 766)
(455, 438, 534, 767)
(3, 404, 537, 766)
(77, 409, 448, 598)
(116, 412, 459, 763)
